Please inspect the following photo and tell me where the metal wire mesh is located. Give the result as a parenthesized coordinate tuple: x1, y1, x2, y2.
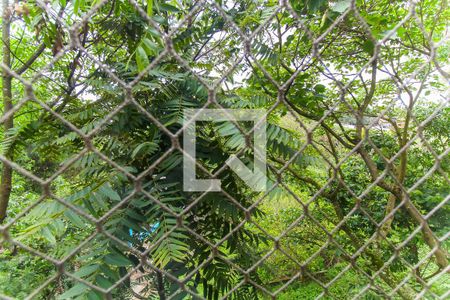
(0, 0, 449, 299)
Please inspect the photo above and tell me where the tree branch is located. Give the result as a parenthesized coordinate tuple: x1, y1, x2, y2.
(15, 43, 46, 75)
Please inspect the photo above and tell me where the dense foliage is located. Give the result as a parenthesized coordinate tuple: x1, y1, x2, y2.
(0, 0, 449, 299)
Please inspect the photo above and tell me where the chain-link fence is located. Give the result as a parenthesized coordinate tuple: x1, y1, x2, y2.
(0, 0, 449, 299)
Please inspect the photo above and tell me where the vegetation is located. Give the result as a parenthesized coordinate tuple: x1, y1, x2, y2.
(0, 0, 448, 299)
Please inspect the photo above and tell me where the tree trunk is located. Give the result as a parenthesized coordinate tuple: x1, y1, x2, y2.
(403, 197, 448, 270)
(0, 0, 13, 224)
(329, 194, 417, 299)
(155, 271, 166, 300)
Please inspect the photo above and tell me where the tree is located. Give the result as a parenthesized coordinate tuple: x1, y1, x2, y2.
(0, 0, 13, 223)
(0, 0, 448, 299)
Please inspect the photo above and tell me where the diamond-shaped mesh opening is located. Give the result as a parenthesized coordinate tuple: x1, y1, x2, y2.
(1, 0, 449, 299)
(6, 196, 95, 258)
(169, 4, 247, 83)
(0, 91, 86, 179)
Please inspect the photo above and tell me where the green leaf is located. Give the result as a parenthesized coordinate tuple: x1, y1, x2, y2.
(95, 275, 113, 289)
(362, 40, 375, 56)
(73, 264, 99, 278)
(91, 0, 101, 7)
(314, 84, 326, 93)
(99, 265, 119, 281)
(159, 3, 180, 13)
(73, 0, 85, 15)
(64, 210, 86, 228)
(87, 291, 103, 300)
(122, 218, 143, 232)
(147, 0, 153, 16)
(131, 141, 158, 159)
(307, 0, 327, 12)
(98, 184, 121, 201)
(73, 0, 80, 15)
(58, 283, 88, 299)
(136, 46, 150, 72)
(126, 210, 146, 222)
(42, 227, 56, 245)
(104, 253, 132, 267)
(142, 38, 159, 56)
(331, 0, 351, 13)
(50, 219, 65, 237)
